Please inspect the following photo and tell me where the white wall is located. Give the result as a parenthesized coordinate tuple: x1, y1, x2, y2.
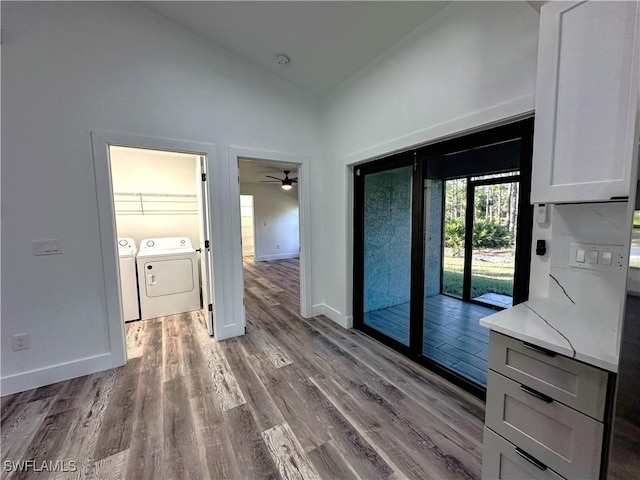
(240, 184, 300, 261)
(110, 147, 201, 249)
(317, 1, 540, 326)
(1, 2, 323, 394)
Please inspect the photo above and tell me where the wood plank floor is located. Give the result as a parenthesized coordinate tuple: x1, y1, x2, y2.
(364, 296, 494, 386)
(1, 258, 485, 479)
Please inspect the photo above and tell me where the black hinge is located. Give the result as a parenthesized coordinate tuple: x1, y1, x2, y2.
(201, 173, 206, 181)
(208, 303, 213, 312)
(205, 240, 210, 249)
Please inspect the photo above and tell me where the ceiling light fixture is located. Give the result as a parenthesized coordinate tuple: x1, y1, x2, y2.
(260, 170, 297, 189)
(276, 54, 290, 67)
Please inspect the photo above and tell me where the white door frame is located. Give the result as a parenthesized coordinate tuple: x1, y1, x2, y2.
(229, 147, 313, 319)
(91, 132, 237, 366)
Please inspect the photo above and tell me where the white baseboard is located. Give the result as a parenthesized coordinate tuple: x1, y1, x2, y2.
(254, 253, 300, 262)
(311, 303, 352, 329)
(312, 304, 325, 317)
(1, 352, 123, 397)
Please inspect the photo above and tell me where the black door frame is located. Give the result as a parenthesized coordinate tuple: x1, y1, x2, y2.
(459, 174, 523, 309)
(353, 152, 417, 358)
(353, 118, 534, 399)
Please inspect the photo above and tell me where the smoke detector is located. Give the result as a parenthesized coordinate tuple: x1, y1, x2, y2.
(276, 54, 290, 67)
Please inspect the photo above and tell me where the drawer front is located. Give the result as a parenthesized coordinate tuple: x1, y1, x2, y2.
(488, 331, 608, 420)
(486, 371, 603, 480)
(482, 427, 565, 480)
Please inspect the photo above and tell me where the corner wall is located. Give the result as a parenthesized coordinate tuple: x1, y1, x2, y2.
(318, 1, 540, 325)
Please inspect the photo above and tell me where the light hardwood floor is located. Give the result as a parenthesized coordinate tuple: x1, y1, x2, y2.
(1, 258, 485, 479)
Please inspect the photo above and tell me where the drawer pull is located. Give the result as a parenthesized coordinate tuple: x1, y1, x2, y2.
(515, 447, 548, 471)
(520, 384, 554, 403)
(523, 342, 557, 357)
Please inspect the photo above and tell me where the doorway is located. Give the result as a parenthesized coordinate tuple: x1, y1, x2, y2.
(443, 172, 520, 309)
(106, 146, 215, 340)
(237, 159, 301, 262)
(353, 118, 534, 396)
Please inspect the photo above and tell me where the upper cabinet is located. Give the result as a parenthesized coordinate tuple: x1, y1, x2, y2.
(531, 1, 640, 204)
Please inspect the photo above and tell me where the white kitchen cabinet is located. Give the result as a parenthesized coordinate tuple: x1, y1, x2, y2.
(482, 332, 611, 480)
(487, 331, 608, 420)
(486, 371, 603, 480)
(531, 1, 640, 204)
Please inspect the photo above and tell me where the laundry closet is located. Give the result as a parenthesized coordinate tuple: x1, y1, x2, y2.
(109, 146, 209, 324)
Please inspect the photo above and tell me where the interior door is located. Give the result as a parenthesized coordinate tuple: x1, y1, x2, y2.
(196, 156, 215, 335)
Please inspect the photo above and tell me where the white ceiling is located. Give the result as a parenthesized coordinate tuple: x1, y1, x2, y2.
(143, 1, 450, 98)
(239, 159, 299, 185)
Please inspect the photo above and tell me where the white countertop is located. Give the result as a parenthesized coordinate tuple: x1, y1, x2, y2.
(479, 298, 619, 372)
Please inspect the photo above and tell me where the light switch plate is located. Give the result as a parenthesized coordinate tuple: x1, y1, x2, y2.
(569, 243, 624, 272)
(32, 239, 62, 256)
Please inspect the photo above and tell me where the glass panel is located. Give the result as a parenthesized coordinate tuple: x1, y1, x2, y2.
(424, 176, 493, 387)
(470, 181, 518, 308)
(442, 178, 467, 298)
(363, 165, 413, 345)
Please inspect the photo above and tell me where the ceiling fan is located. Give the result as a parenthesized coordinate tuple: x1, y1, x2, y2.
(260, 170, 298, 190)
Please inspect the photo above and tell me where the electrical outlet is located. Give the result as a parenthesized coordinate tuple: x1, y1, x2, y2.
(12, 333, 29, 351)
(276, 244, 280, 250)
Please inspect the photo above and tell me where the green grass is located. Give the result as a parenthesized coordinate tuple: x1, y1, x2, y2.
(442, 254, 514, 298)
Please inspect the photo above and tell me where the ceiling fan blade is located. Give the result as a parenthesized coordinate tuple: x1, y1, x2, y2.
(259, 180, 281, 183)
(290, 177, 298, 182)
(264, 175, 283, 181)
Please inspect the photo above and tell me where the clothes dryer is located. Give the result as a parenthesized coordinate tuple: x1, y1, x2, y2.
(136, 237, 200, 320)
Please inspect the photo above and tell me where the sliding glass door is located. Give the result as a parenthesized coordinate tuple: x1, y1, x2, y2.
(354, 119, 534, 396)
(355, 157, 415, 350)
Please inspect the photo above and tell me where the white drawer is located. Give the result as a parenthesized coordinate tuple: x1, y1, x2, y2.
(485, 371, 603, 480)
(482, 427, 565, 480)
(488, 332, 608, 420)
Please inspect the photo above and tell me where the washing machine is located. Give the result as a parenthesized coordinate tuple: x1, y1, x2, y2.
(118, 237, 139, 322)
(136, 237, 200, 320)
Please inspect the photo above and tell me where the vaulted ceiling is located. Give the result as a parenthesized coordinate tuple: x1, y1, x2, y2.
(143, 1, 450, 98)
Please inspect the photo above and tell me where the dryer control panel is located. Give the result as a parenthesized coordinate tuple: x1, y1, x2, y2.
(139, 237, 192, 252)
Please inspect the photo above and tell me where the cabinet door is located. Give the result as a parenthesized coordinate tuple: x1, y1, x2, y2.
(488, 332, 609, 420)
(531, 1, 640, 204)
(485, 371, 603, 480)
(482, 428, 565, 480)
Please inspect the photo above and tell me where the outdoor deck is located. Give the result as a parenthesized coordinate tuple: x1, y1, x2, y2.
(364, 295, 496, 386)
